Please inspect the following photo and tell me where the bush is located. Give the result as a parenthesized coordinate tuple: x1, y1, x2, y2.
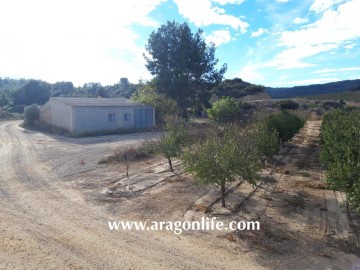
(240, 102, 255, 110)
(208, 97, 241, 121)
(320, 108, 360, 211)
(131, 82, 180, 124)
(276, 100, 299, 110)
(267, 111, 305, 147)
(24, 104, 39, 125)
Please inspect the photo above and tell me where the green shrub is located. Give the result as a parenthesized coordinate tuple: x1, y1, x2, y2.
(320, 108, 360, 211)
(267, 111, 305, 147)
(248, 120, 280, 160)
(276, 100, 299, 110)
(240, 102, 255, 110)
(182, 124, 261, 207)
(148, 116, 189, 172)
(208, 97, 241, 121)
(24, 104, 39, 125)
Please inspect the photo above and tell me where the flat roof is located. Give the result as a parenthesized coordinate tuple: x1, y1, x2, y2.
(50, 97, 148, 107)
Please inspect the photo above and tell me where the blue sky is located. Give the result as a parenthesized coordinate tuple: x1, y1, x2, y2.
(0, 0, 359, 87)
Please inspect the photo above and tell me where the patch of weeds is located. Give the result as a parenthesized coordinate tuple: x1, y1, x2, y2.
(98, 155, 117, 164)
(98, 145, 152, 165)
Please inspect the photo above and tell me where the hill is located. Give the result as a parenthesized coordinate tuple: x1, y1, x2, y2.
(303, 90, 360, 103)
(211, 78, 269, 100)
(267, 79, 360, 99)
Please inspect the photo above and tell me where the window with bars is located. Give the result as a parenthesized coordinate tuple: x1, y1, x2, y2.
(124, 113, 131, 121)
(108, 114, 116, 123)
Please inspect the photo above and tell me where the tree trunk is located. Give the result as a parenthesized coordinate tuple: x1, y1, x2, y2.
(282, 140, 285, 148)
(221, 180, 226, 208)
(126, 163, 130, 191)
(168, 157, 173, 172)
(126, 163, 129, 179)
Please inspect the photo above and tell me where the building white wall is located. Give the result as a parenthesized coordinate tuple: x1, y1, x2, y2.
(39, 99, 73, 131)
(39, 99, 155, 134)
(39, 102, 51, 124)
(72, 106, 136, 133)
(49, 99, 73, 131)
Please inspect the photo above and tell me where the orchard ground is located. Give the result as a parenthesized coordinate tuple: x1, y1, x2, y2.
(0, 119, 359, 269)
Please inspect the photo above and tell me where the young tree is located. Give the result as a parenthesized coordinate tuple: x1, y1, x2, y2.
(182, 125, 261, 207)
(267, 111, 305, 147)
(114, 147, 137, 190)
(153, 116, 188, 172)
(249, 119, 280, 165)
(144, 21, 227, 116)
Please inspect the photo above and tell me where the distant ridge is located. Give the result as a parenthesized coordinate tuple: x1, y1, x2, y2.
(266, 79, 360, 99)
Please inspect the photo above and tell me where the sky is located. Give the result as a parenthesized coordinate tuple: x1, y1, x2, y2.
(0, 0, 359, 87)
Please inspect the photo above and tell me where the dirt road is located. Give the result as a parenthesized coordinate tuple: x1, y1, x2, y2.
(0, 121, 261, 270)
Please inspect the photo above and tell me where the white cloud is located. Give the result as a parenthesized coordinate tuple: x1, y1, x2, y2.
(237, 65, 263, 82)
(173, 0, 249, 33)
(272, 43, 338, 69)
(293, 17, 309, 24)
(206, 30, 232, 46)
(310, 0, 346, 13)
(0, 0, 166, 85)
(212, 0, 245, 4)
(272, 0, 360, 70)
(314, 67, 360, 74)
(212, 6, 226, 14)
(273, 77, 340, 87)
(251, 28, 268, 37)
(281, 1, 360, 47)
(276, 0, 289, 3)
(344, 43, 357, 49)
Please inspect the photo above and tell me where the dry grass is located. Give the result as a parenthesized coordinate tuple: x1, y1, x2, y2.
(233, 221, 296, 254)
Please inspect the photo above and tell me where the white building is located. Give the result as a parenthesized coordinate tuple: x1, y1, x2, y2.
(39, 97, 155, 134)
